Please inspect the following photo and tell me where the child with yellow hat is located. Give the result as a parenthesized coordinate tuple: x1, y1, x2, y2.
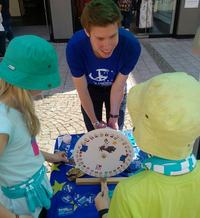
(0, 35, 69, 218)
(95, 72, 200, 218)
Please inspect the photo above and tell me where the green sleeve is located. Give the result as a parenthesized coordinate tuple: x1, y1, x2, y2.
(107, 182, 142, 218)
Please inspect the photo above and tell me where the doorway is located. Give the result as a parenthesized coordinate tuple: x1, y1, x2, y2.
(149, 0, 177, 36)
(129, 0, 177, 37)
(12, 0, 46, 26)
(10, 0, 50, 40)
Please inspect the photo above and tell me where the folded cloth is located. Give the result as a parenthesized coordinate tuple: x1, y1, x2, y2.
(108, 153, 197, 199)
(1, 165, 52, 213)
(135, 152, 197, 176)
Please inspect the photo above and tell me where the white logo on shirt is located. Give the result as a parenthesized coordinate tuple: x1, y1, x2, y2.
(89, 69, 109, 81)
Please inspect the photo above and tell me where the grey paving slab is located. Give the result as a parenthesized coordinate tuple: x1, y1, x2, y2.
(150, 39, 200, 78)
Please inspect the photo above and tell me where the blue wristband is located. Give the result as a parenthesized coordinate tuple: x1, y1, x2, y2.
(92, 121, 99, 126)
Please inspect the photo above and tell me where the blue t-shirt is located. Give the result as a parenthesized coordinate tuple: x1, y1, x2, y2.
(66, 28, 141, 86)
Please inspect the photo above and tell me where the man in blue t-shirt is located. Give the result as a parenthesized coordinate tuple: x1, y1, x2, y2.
(66, 0, 141, 131)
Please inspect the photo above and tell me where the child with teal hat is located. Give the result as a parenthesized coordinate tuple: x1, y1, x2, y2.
(0, 35, 69, 218)
(95, 72, 200, 218)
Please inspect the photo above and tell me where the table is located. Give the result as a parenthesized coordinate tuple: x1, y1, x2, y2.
(46, 130, 150, 218)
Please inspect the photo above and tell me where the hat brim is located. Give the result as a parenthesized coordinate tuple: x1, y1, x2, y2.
(0, 61, 61, 90)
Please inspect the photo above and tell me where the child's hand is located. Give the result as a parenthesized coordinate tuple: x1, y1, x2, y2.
(95, 186, 111, 211)
(19, 215, 34, 218)
(53, 151, 69, 163)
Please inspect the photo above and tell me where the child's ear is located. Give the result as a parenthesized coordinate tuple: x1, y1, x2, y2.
(84, 28, 90, 37)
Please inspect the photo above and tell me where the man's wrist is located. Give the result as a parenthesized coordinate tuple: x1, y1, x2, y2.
(92, 121, 100, 126)
(109, 113, 119, 118)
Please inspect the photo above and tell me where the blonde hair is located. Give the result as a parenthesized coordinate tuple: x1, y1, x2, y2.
(0, 78, 40, 138)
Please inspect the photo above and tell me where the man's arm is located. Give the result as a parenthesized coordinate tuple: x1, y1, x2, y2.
(132, 0, 137, 16)
(73, 75, 106, 129)
(108, 73, 129, 130)
(192, 27, 200, 57)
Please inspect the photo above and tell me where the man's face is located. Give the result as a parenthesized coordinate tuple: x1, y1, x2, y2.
(85, 23, 119, 59)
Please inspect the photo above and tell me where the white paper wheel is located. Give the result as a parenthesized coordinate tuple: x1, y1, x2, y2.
(74, 129, 133, 178)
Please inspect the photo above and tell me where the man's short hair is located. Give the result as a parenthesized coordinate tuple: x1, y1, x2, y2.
(81, 0, 122, 33)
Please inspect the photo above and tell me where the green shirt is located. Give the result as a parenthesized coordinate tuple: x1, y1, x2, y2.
(108, 161, 200, 218)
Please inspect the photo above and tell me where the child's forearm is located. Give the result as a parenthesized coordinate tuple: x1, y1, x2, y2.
(40, 150, 55, 163)
(0, 203, 15, 218)
(40, 150, 68, 163)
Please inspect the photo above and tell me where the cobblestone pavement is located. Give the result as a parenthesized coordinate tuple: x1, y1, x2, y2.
(34, 37, 200, 177)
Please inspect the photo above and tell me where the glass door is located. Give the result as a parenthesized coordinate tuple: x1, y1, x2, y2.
(149, 0, 177, 35)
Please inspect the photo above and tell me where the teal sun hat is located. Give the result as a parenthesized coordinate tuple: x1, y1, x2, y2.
(0, 35, 61, 90)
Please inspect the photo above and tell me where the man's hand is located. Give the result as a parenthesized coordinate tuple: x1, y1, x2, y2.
(95, 186, 110, 211)
(93, 121, 107, 129)
(108, 118, 119, 130)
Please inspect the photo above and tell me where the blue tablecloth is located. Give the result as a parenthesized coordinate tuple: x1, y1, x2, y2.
(46, 130, 150, 218)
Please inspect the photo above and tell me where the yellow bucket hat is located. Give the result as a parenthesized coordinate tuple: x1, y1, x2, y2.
(127, 72, 200, 160)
